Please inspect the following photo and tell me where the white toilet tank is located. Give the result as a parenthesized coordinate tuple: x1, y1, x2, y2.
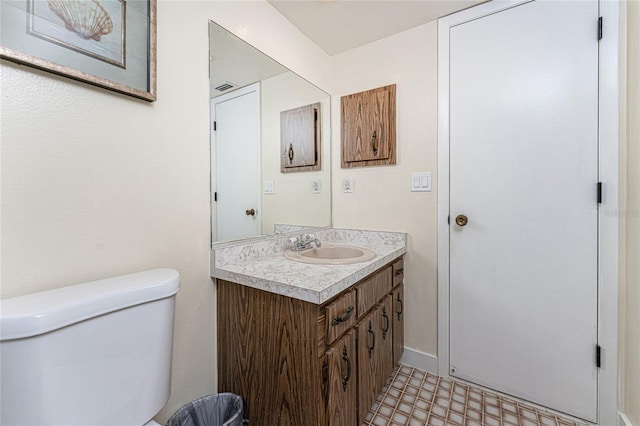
(0, 268, 180, 426)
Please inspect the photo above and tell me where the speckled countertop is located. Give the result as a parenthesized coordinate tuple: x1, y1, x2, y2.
(211, 228, 407, 304)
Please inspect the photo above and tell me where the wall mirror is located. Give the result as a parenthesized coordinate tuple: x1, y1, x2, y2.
(209, 21, 331, 244)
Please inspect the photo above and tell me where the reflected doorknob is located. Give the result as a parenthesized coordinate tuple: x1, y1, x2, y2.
(455, 214, 468, 226)
(245, 209, 256, 216)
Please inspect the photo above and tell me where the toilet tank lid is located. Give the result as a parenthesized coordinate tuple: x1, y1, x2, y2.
(1, 268, 180, 341)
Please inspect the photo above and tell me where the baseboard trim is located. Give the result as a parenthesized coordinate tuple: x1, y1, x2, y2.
(618, 411, 633, 426)
(399, 347, 438, 374)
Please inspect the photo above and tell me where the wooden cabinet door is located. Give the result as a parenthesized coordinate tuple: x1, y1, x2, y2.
(377, 296, 394, 389)
(341, 85, 396, 167)
(326, 330, 357, 426)
(393, 284, 405, 365)
(341, 89, 389, 162)
(281, 103, 320, 172)
(357, 309, 378, 423)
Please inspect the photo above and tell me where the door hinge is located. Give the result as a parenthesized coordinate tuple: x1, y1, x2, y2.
(598, 17, 603, 40)
(596, 345, 602, 368)
(597, 182, 602, 204)
(213, 121, 217, 131)
(214, 192, 217, 202)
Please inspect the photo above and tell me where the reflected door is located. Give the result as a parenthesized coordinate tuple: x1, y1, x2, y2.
(211, 83, 261, 241)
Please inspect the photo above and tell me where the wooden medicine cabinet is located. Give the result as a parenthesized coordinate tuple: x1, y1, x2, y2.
(341, 84, 396, 168)
(280, 102, 321, 173)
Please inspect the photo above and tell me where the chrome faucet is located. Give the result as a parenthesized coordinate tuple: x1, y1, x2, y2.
(290, 234, 321, 251)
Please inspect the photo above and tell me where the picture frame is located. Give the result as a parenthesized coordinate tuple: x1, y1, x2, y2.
(0, 0, 157, 102)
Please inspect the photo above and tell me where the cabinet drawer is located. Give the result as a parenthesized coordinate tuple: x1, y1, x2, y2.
(392, 258, 404, 287)
(356, 267, 392, 318)
(325, 290, 356, 345)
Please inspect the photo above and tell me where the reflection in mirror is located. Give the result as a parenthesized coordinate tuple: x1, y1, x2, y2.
(209, 21, 331, 245)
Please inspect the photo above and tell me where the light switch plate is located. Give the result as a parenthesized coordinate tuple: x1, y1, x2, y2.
(411, 172, 431, 192)
(264, 180, 274, 194)
(311, 179, 321, 194)
(343, 177, 354, 193)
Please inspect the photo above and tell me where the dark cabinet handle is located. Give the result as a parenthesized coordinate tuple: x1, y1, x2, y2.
(342, 345, 351, 392)
(288, 143, 294, 164)
(371, 130, 378, 155)
(245, 209, 256, 216)
(396, 292, 403, 321)
(367, 321, 376, 358)
(331, 306, 354, 326)
(394, 268, 404, 277)
(382, 307, 389, 339)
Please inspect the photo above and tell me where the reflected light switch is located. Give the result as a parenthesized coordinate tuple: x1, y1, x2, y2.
(264, 180, 274, 194)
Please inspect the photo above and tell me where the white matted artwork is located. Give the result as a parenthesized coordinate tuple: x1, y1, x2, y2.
(28, 0, 126, 67)
(0, 0, 156, 101)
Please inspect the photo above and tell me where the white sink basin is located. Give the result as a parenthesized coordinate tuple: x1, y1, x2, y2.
(284, 245, 376, 265)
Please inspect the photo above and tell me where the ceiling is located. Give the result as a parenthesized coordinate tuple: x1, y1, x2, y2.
(209, 22, 288, 97)
(267, 0, 486, 56)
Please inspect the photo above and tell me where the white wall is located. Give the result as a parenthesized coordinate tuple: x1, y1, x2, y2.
(331, 22, 439, 355)
(260, 72, 331, 233)
(0, 1, 330, 422)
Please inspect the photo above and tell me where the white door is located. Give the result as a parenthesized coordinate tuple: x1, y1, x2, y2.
(211, 84, 261, 242)
(448, 1, 598, 421)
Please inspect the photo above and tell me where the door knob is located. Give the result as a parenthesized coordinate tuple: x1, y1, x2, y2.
(245, 209, 256, 216)
(455, 214, 468, 226)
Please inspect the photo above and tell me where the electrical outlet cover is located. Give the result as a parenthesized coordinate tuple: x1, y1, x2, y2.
(312, 179, 321, 194)
(343, 177, 354, 193)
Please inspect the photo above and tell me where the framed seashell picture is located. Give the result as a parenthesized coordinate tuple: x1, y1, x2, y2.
(0, 0, 156, 101)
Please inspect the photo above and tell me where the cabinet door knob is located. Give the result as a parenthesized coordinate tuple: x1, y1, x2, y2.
(367, 320, 376, 357)
(381, 307, 390, 339)
(245, 209, 256, 216)
(371, 130, 378, 155)
(341, 345, 351, 392)
(288, 143, 294, 164)
(331, 306, 354, 326)
(396, 292, 403, 321)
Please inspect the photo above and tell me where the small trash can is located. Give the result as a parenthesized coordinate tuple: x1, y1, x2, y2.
(166, 393, 244, 426)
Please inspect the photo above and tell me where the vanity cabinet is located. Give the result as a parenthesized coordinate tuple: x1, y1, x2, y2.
(392, 258, 405, 365)
(216, 257, 405, 425)
(341, 84, 396, 169)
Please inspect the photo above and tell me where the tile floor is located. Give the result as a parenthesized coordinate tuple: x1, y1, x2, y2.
(364, 365, 585, 426)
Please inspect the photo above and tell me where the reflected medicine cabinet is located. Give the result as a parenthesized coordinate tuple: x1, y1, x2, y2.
(280, 102, 321, 173)
(341, 84, 396, 168)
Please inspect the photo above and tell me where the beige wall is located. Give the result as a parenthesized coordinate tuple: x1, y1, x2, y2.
(261, 72, 331, 233)
(331, 22, 439, 355)
(623, 1, 639, 424)
(3, 0, 638, 422)
(0, 1, 330, 422)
